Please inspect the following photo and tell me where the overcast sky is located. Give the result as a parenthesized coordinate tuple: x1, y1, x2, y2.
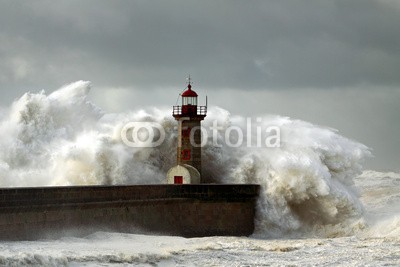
(0, 0, 399, 171)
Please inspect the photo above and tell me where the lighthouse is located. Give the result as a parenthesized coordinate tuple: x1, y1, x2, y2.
(167, 77, 207, 184)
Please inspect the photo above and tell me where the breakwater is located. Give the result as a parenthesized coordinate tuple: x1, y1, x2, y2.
(0, 184, 259, 240)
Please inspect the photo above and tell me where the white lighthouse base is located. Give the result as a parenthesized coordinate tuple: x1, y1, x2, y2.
(167, 164, 201, 184)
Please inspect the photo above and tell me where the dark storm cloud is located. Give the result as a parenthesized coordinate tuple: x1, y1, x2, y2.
(0, 0, 399, 171)
(0, 0, 399, 92)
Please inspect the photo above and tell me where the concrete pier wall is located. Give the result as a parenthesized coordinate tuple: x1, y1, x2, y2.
(0, 184, 259, 240)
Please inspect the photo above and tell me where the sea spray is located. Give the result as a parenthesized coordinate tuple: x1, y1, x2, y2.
(355, 171, 400, 238)
(0, 81, 373, 237)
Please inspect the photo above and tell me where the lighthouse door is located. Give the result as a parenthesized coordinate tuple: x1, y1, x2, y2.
(174, 176, 183, 184)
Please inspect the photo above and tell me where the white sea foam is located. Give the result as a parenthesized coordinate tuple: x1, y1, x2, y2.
(355, 170, 400, 238)
(0, 229, 398, 266)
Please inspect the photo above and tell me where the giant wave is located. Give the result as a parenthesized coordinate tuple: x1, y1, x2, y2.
(0, 81, 378, 238)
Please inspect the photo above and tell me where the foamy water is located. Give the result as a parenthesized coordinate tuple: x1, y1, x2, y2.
(0, 82, 398, 266)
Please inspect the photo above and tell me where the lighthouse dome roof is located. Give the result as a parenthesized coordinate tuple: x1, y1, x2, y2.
(181, 84, 198, 97)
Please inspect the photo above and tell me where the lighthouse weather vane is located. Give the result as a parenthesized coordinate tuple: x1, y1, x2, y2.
(187, 75, 192, 86)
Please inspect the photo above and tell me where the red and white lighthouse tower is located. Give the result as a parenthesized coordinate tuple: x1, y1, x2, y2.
(167, 77, 207, 184)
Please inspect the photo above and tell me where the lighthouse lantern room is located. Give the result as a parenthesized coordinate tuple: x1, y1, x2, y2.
(167, 77, 207, 184)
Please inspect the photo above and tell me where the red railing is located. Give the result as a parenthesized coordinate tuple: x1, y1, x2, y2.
(173, 106, 182, 115)
(197, 106, 207, 115)
(173, 106, 207, 116)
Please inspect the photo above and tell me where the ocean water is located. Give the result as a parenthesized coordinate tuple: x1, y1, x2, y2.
(0, 82, 398, 266)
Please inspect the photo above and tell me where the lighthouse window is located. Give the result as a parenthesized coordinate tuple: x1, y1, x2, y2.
(182, 127, 191, 137)
(182, 149, 191, 160)
(183, 97, 197, 105)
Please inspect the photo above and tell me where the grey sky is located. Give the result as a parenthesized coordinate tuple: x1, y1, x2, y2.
(0, 0, 399, 171)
